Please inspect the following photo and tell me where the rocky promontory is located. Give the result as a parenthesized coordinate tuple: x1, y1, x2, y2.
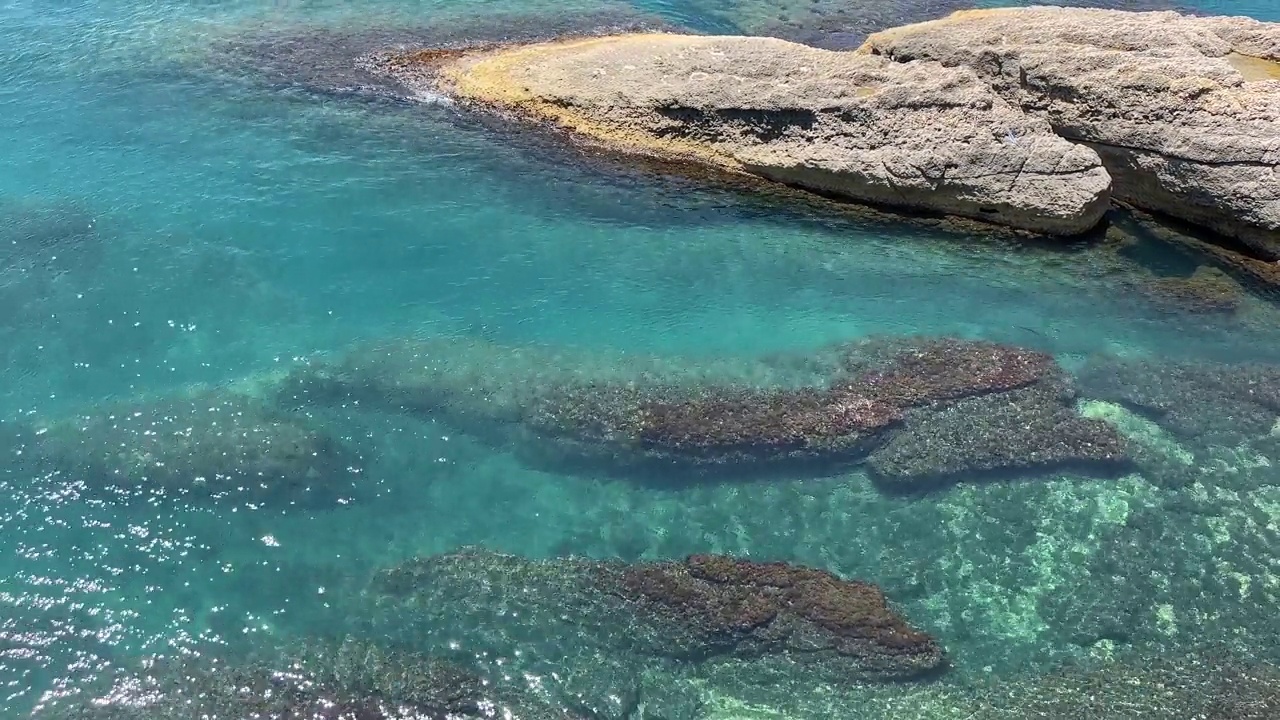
(861, 7, 1280, 259)
(374, 33, 1112, 235)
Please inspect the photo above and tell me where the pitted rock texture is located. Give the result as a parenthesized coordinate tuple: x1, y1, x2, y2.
(861, 7, 1280, 259)
(376, 33, 1112, 235)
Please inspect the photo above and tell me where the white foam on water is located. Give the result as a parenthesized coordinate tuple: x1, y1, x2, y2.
(411, 88, 454, 105)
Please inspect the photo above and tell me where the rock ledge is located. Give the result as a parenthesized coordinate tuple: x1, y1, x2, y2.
(378, 33, 1113, 235)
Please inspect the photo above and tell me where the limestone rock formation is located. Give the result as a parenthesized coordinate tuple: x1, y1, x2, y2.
(376, 33, 1112, 234)
(861, 7, 1280, 259)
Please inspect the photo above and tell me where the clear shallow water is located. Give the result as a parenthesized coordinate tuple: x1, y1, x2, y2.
(3, 0, 1280, 718)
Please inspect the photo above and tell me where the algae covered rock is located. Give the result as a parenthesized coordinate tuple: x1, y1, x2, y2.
(30, 390, 360, 505)
(861, 7, 1280, 258)
(868, 385, 1131, 490)
(843, 337, 1130, 489)
(285, 333, 1130, 488)
(379, 33, 1112, 235)
(599, 553, 946, 678)
(1077, 355, 1280, 447)
(526, 383, 903, 468)
(371, 548, 944, 687)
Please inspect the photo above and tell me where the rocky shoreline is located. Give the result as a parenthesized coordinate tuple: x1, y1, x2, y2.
(359, 6, 1280, 249)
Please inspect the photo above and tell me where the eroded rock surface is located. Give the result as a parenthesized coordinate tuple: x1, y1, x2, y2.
(861, 7, 1280, 258)
(374, 33, 1112, 234)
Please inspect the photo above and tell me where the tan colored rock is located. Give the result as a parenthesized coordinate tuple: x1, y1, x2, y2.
(861, 7, 1280, 259)
(385, 33, 1112, 234)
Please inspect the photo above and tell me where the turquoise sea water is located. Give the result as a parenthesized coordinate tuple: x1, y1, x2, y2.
(3, 0, 1280, 718)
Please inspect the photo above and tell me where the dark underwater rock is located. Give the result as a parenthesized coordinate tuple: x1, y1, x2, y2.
(0, 198, 103, 326)
(1077, 356, 1280, 447)
(599, 554, 946, 678)
(284, 334, 1131, 488)
(30, 390, 362, 505)
(841, 336, 1062, 407)
(526, 383, 903, 467)
(866, 385, 1131, 491)
(371, 548, 944, 687)
(0, 198, 98, 271)
(32, 639, 577, 720)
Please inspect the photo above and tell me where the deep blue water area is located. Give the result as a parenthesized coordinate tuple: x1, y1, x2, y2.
(3, 0, 1280, 718)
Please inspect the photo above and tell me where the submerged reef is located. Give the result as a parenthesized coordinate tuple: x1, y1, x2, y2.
(0, 197, 103, 327)
(282, 334, 1129, 489)
(1077, 355, 1280, 448)
(211, 9, 677, 102)
(867, 385, 1129, 489)
(33, 638, 576, 720)
(599, 553, 945, 676)
(24, 389, 362, 505)
(371, 547, 943, 698)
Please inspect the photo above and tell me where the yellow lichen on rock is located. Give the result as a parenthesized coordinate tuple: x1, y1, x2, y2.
(438, 34, 738, 168)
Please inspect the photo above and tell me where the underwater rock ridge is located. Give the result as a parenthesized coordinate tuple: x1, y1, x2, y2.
(369, 33, 1113, 235)
(282, 334, 1132, 489)
(371, 548, 946, 684)
(860, 6, 1280, 260)
(21, 389, 363, 506)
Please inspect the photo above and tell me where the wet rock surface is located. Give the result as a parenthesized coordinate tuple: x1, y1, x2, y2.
(861, 7, 1280, 259)
(380, 33, 1112, 235)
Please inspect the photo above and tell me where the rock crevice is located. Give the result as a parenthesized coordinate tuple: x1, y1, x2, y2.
(861, 6, 1280, 259)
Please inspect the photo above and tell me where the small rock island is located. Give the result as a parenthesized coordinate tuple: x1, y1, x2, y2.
(377, 34, 1113, 234)
(372, 7, 1280, 242)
